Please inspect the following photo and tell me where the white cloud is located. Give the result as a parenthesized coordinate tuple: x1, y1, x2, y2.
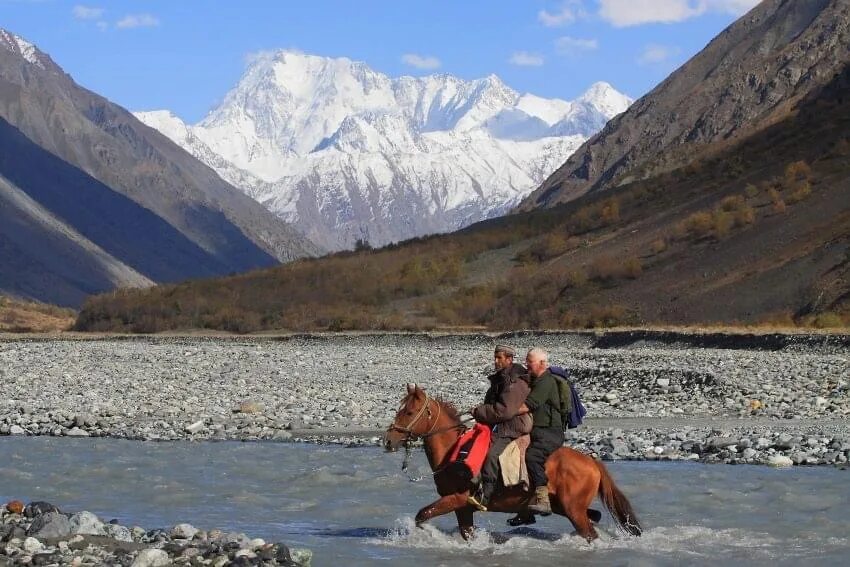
(509, 51, 545, 67)
(597, 0, 760, 27)
(637, 44, 680, 65)
(539, 1, 590, 27)
(401, 53, 441, 70)
(72, 5, 103, 20)
(116, 14, 159, 29)
(555, 36, 598, 56)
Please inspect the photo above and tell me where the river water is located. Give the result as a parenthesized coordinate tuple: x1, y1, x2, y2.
(1, 437, 847, 566)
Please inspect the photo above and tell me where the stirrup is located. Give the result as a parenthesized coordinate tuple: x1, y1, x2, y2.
(466, 495, 488, 512)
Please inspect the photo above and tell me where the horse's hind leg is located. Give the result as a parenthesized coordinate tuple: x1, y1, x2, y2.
(557, 481, 599, 542)
(415, 494, 468, 527)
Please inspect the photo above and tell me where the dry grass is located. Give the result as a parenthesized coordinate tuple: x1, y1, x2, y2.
(0, 297, 76, 332)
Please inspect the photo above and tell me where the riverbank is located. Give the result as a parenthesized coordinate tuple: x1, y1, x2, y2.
(0, 500, 311, 566)
(1, 333, 847, 466)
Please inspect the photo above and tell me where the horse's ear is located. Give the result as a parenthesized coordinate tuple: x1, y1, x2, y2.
(407, 383, 415, 394)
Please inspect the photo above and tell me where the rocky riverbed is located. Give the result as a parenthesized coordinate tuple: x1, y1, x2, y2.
(1, 333, 848, 466)
(0, 500, 311, 566)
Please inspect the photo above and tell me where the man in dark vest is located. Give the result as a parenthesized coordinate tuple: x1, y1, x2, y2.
(521, 347, 564, 516)
(467, 345, 531, 511)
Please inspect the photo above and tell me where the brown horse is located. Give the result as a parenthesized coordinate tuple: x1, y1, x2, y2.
(385, 384, 642, 541)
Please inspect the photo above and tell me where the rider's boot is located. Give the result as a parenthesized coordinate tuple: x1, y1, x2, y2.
(506, 511, 536, 526)
(527, 486, 552, 516)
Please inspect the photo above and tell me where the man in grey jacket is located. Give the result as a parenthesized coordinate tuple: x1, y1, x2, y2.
(467, 345, 532, 511)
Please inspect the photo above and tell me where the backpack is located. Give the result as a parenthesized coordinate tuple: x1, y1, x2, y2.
(549, 365, 587, 429)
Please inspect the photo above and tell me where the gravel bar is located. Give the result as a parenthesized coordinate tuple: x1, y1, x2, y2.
(1, 332, 848, 467)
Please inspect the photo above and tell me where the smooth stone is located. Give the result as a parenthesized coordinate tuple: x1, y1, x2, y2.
(184, 420, 205, 434)
(656, 378, 670, 388)
(22, 537, 44, 554)
(9, 425, 25, 435)
(170, 523, 198, 540)
(767, 455, 794, 467)
(104, 524, 133, 542)
(69, 511, 106, 536)
(130, 548, 170, 567)
(65, 427, 90, 437)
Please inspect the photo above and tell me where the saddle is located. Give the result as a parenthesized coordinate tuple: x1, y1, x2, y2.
(446, 423, 491, 480)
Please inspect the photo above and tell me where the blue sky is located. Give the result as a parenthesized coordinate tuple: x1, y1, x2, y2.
(2, 0, 760, 123)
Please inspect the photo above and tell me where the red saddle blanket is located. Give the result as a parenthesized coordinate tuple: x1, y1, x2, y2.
(447, 423, 491, 477)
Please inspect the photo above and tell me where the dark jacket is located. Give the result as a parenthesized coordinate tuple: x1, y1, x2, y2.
(473, 363, 532, 439)
(524, 369, 562, 429)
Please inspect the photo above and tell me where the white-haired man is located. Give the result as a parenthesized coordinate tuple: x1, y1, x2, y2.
(521, 347, 565, 515)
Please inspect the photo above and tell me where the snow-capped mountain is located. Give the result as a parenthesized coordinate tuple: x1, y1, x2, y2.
(137, 51, 632, 250)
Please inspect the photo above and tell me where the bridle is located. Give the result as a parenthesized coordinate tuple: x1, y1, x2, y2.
(387, 390, 474, 482)
(387, 390, 443, 441)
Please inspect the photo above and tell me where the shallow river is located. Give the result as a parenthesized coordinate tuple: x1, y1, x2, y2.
(1, 438, 848, 566)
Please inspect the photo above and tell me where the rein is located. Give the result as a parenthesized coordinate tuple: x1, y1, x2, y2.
(389, 392, 475, 481)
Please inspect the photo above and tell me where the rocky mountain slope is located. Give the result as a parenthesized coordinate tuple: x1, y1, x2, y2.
(136, 52, 631, 250)
(0, 30, 319, 306)
(520, 0, 848, 210)
(77, 0, 850, 332)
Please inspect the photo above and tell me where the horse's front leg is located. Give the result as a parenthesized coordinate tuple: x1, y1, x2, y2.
(415, 493, 469, 527)
(454, 507, 475, 541)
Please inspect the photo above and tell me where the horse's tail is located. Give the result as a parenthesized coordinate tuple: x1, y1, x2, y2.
(595, 460, 642, 536)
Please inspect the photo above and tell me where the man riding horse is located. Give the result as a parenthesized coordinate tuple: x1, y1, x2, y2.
(467, 345, 531, 512)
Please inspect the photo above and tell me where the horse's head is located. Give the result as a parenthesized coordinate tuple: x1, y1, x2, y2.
(384, 383, 433, 452)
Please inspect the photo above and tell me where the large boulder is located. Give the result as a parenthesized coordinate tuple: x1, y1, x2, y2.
(26, 512, 71, 539)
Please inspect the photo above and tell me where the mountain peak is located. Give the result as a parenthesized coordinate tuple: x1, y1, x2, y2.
(0, 29, 47, 69)
(578, 81, 633, 115)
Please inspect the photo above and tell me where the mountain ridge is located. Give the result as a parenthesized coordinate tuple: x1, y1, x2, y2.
(137, 51, 631, 250)
(0, 29, 319, 306)
(519, 0, 847, 210)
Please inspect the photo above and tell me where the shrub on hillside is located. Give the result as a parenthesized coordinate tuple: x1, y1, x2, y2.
(787, 180, 812, 204)
(623, 257, 643, 279)
(599, 198, 621, 226)
(650, 238, 668, 255)
(784, 160, 812, 186)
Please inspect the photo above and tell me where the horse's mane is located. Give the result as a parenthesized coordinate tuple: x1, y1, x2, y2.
(433, 395, 462, 423)
(402, 388, 463, 424)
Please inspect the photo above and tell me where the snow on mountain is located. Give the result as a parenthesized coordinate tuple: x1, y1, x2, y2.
(0, 29, 47, 69)
(136, 51, 632, 250)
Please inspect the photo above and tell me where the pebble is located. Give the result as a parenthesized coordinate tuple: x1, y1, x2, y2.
(0, 334, 847, 468)
(0, 502, 308, 566)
